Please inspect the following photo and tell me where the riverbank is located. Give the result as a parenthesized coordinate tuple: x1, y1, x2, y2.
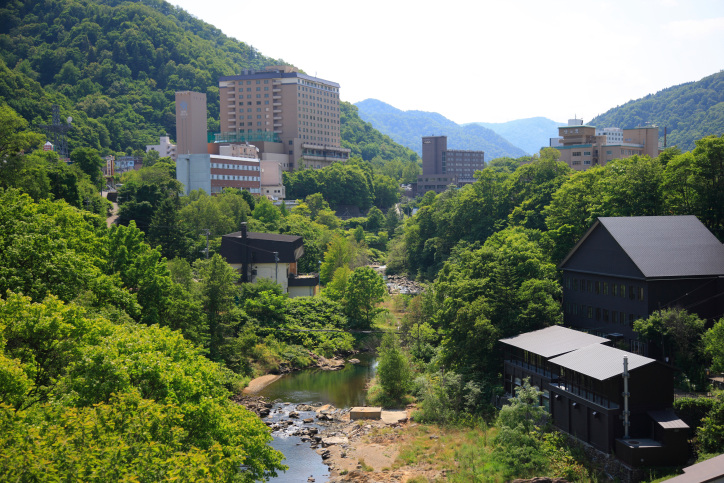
(243, 374, 283, 394)
(237, 395, 447, 482)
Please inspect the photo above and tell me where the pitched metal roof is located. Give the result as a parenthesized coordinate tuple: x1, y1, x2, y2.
(548, 344, 655, 381)
(561, 216, 724, 278)
(647, 409, 689, 430)
(664, 453, 724, 483)
(499, 326, 609, 358)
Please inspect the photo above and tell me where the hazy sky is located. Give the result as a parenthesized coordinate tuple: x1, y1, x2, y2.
(171, 0, 724, 124)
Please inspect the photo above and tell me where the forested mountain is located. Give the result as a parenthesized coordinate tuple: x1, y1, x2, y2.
(589, 70, 724, 152)
(355, 98, 527, 160)
(0, 0, 416, 164)
(469, 117, 562, 155)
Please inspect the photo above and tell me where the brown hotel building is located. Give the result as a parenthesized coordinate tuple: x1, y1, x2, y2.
(218, 66, 349, 171)
(556, 124, 660, 171)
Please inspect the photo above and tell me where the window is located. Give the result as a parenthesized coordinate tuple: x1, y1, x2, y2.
(584, 151, 591, 155)
(595, 281, 600, 294)
(612, 284, 618, 296)
(587, 280, 593, 292)
(620, 284, 626, 298)
(612, 311, 618, 324)
(620, 311, 625, 325)
(603, 309, 609, 322)
(629, 285, 635, 300)
(638, 287, 644, 301)
(572, 151, 581, 156)
(603, 282, 608, 295)
(595, 307, 601, 321)
(587, 306, 593, 319)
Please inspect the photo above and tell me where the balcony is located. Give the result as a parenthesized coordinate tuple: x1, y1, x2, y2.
(550, 381, 619, 409)
(505, 359, 555, 379)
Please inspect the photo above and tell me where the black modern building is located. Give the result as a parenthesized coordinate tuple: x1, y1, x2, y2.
(501, 326, 690, 469)
(559, 216, 724, 355)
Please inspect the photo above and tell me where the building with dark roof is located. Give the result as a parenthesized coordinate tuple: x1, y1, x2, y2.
(559, 216, 724, 355)
(219, 224, 319, 297)
(500, 326, 689, 469)
(416, 135, 485, 194)
(664, 453, 724, 483)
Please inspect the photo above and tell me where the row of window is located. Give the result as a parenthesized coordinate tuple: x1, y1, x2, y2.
(211, 163, 259, 171)
(211, 174, 260, 181)
(565, 303, 639, 327)
(566, 278, 645, 301)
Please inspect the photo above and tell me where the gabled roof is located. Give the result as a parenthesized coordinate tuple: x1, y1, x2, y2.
(647, 409, 689, 430)
(499, 325, 609, 359)
(548, 344, 655, 381)
(560, 216, 724, 278)
(220, 231, 304, 264)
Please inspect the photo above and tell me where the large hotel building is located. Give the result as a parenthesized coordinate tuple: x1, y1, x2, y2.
(554, 119, 661, 171)
(217, 66, 349, 171)
(417, 135, 485, 194)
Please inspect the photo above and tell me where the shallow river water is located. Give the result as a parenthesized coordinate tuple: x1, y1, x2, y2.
(257, 354, 377, 482)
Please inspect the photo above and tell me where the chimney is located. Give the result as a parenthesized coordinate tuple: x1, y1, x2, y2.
(240, 222, 249, 283)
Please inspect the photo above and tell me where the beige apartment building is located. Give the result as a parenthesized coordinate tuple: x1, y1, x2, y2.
(556, 124, 660, 171)
(176, 91, 208, 156)
(217, 66, 349, 171)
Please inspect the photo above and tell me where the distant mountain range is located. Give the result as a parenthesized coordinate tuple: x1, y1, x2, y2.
(355, 99, 550, 159)
(589, 70, 724, 152)
(467, 118, 562, 156)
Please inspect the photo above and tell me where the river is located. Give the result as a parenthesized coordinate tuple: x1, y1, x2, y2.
(257, 353, 377, 482)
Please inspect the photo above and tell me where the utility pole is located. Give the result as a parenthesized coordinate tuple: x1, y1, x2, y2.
(273, 251, 279, 284)
(201, 229, 210, 259)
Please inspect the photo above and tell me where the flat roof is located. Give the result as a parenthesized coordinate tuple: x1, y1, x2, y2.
(219, 71, 340, 88)
(499, 325, 609, 358)
(548, 344, 655, 381)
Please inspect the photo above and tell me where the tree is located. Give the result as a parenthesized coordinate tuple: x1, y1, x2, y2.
(634, 308, 707, 388)
(194, 254, 240, 361)
(148, 195, 192, 259)
(345, 266, 386, 329)
(70, 147, 104, 188)
(703, 318, 724, 373)
(494, 378, 549, 477)
(366, 206, 384, 233)
(374, 332, 412, 405)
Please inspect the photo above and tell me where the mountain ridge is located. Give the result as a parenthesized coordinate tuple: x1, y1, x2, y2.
(355, 98, 528, 159)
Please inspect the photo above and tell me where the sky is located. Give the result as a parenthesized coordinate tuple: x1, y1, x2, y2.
(170, 0, 724, 124)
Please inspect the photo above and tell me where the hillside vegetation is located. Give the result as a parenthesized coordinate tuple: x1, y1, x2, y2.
(355, 98, 527, 159)
(589, 70, 724, 152)
(0, 0, 416, 164)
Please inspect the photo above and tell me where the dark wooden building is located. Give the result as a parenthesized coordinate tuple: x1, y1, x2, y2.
(559, 216, 724, 355)
(219, 223, 319, 297)
(501, 326, 690, 468)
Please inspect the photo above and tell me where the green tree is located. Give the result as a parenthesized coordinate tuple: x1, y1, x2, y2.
(194, 254, 240, 361)
(345, 266, 386, 329)
(366, 206, 385, 233)
(494, 378, 549, 477)
(634, 308, 707, 388)
(70, 147, 103, 188)
(374, 332, 412, 405)
(703, 318, 724, 373)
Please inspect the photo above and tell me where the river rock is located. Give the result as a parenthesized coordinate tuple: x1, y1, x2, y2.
(347, 358, 360, 364)
(322, 436, 348, 447)
(289, 411, 300, 419)
(303, 418, 314, 424)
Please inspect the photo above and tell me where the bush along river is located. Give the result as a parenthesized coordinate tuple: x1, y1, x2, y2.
(238, 353, 380, 482)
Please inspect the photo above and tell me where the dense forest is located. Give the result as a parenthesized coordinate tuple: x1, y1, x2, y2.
(589, 70, 724, 152)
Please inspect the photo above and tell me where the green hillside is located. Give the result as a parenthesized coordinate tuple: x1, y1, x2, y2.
(589, 71, 724, 152)
(355, 98, 527, 159)
(0, 0, 416, 163)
